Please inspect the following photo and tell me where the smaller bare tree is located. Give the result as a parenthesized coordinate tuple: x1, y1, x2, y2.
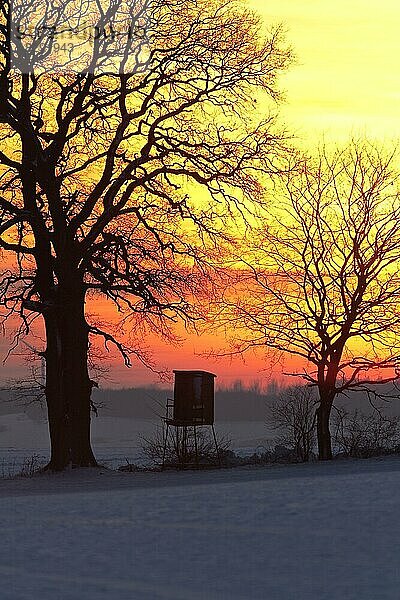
(267, 385, 317, 462)
(220, 141, 400, 460)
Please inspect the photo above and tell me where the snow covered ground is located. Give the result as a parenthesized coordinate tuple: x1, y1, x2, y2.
(2, 456, 400, 599)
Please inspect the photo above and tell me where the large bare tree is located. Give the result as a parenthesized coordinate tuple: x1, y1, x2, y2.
(0, 0, 291, 469)
(221, 143, 400, 459)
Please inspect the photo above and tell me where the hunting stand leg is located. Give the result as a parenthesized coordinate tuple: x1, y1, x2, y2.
(161, 422, 170, 471)
(212, 425, 221, 467)
(194, 425, 199, 468)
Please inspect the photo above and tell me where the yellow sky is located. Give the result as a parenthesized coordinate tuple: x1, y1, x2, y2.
(251, 0, 400, 144)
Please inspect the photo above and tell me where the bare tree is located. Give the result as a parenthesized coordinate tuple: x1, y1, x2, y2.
(221, 142, 400, 460)
(267, 385, 316, 462)
(0, 0, 292, 469)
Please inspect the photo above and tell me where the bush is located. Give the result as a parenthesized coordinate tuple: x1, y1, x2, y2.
(266, 386, 317, 462)
(140, 425, 231, 469)
(0, 454, 47, 479)
(332, 408, 400, 458)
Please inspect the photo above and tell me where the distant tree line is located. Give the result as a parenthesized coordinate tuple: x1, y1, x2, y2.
(10, 380, 284, 422)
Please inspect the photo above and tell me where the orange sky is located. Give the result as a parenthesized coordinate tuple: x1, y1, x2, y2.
(83, 297, 301, 389)
(2, 1, 399, 388)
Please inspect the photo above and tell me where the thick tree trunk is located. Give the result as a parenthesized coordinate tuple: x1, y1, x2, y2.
(43, 285, 97, 471)
(316, 399, 333, 460)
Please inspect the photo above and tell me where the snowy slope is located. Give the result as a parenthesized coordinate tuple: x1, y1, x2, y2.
(1, 457, 400, 599)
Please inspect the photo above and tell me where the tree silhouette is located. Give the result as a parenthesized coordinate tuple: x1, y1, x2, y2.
(0, 0, 291, 469)
(222, 143, 400, 459)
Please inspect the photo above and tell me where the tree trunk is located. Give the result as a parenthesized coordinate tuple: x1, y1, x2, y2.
(43, 284, 97, 471)
(316, 399, 333, 460)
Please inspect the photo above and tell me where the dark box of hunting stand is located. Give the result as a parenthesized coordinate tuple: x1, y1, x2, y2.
(172, 370, 216, 425)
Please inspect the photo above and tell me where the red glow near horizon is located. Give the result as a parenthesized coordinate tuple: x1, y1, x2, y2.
(84, 296, 304, 388)
(0, 294, 303, 389)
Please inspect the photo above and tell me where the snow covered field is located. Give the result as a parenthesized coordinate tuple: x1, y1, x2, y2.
(0, 413, 272, 475)
(2, 456, 400, 599)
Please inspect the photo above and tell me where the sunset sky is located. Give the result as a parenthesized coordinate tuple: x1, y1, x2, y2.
(3, 0, 400, 389)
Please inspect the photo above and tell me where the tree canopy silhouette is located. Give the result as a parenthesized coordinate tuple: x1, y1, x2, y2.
(0, 0, 291, 469)
(221, 142, 400, 459)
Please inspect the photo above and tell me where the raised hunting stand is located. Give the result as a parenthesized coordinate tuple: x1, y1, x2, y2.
(162, 370, 220, 469)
